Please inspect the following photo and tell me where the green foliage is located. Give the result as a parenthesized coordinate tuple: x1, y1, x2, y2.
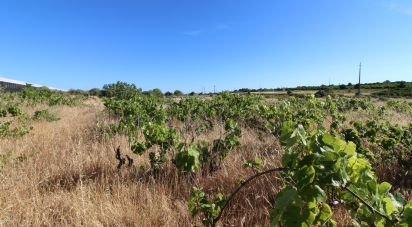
(173, 119, 241, 173)
(33, 109, 59, 122)
(189, 187, 225, 227)
(0, 101, 31, 138)
(243, 156, 263, 172)
(0, 103, 23, 117)
(174, 90, 184, 96)
(374, 88, 412, 97)
(0, 121, 31, 137)
(106, 93, 245, 173)
(131, 122, 178, 171)
(102, 81, 141, 100)
(21, 85, 82, 106)
(102, 90, 412, 225)
(274, 122, 412, 226)
(6, 104, 23, 116)
(315, 89, 329, 98)
(350, 118, 412, 173)
(212, 119, 241, 159)
(400, 202, 412, 226)
(88, 88, 102, 96)
(386, 100, 412, 113)
(145, 88, 163, 97)
(0, 85, 83, 138)
(102, 81, 136, 98)
(175, 143, 201, 172)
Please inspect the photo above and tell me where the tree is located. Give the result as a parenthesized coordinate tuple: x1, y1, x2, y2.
(102, 81, 141, 99)
(146, 88, 163, 97)
(174, 90, 183, 96)
(165, 91, 173, 96)
(315, 89, 329, 98)
(399, 81, 407, 88)
(68, 89, 88, 96)
(88, 88, 102, 96)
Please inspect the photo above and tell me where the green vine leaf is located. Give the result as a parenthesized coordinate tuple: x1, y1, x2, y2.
(270, 186, 299, 225)
(131, 143, 146, 155)
(175, 144, 201, 172)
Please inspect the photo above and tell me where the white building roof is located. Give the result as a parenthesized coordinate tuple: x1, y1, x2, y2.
(0, 76, 65, 91)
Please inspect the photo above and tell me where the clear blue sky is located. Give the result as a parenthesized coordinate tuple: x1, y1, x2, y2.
(0, 0, 411, 92)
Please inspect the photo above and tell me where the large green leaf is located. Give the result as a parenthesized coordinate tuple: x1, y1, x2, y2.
(317, 203, 333, 225)
(271, 187, 299, 225)
(295, 166, 316, 190)
(378, 182, 392, 196)
(382, 197, 397, 216)
(175, 144, 201, 172)
(280, 121, 297, 146)
(322, 134, 346, 152)
(400, 202, 412, 226)
(343, 141, 356, 156)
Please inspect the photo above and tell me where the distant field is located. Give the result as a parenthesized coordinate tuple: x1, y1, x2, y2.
(248, 88, 411, 97)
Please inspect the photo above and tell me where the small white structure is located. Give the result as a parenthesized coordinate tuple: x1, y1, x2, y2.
(0, 76, 63, 92)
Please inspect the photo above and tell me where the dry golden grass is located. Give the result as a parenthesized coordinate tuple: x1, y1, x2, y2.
(0, 99, 286, 226)
(1, 97, 410, 226)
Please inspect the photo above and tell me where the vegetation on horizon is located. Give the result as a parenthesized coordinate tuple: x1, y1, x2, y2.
(69, 80, 412, 98)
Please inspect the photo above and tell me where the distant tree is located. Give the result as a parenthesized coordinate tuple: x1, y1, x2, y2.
(315, 89, 330, 98)
(286, 89, 293, 95)
(189, 91, 196, 96)
(347, 82, 353, 86)
(384, 80, 391, 83)
(88, 88, 102, 96)
(339, 84, 347, 90)
(164, 91, 173, 96)
(174, 90, 183, 96)
(102, 81, 141, 99)
(148, 88, 163, 97)
(399, 81, 407, 88)
(68, 89, 88, 96)
(239, 88, 250, 93)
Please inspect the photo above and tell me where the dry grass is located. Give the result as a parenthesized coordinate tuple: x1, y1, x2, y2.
(0, 99, 286, 226)
(1, 97, 410, 226)
(1, 101, 186, 226)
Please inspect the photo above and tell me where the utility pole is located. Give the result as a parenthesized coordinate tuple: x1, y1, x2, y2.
(357, 62, 362, 96)
(214, 85, 216, 94)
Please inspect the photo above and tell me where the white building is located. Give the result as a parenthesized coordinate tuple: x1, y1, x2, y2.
(0, 77, 63, 92)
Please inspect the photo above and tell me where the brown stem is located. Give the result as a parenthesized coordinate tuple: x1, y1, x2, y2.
(342, 185, 394, 224)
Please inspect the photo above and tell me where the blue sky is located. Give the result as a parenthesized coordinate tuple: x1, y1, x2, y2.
(0, 0, 411, 92)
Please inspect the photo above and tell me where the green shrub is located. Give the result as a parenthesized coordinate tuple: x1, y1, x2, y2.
(102, 81, 141, 100)
(33, 109, 59, 122)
